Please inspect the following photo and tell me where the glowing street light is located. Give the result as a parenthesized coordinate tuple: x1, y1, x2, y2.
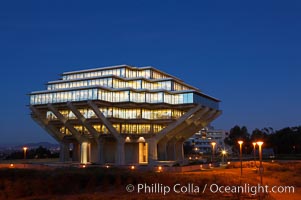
(221, 150, 227, 164)
(238, 140, 243, 176)
(23, 147, 28, 160)
(256, 141, 264, 184)
(211, 142, 216, 164)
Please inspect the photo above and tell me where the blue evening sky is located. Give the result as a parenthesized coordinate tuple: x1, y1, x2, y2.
(0, 0, 301, 145)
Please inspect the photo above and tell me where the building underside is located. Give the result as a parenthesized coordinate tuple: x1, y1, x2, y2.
(30, 100, 221, 165)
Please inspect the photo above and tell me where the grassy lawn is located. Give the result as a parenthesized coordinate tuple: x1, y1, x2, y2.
(0, 161, 299, 199)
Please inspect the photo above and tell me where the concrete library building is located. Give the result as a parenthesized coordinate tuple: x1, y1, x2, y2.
(29, 65, 221, 165)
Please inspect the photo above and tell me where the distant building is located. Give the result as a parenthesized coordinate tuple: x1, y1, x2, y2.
(186, 126, 229, 154)
(29, 65, 221, 165)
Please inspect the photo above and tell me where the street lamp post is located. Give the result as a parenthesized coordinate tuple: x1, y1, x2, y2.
(23, 147, 28, 160)
(211, 142, 216, 164)
(238, 140, 243, 176)
(252, 142, 257, 168)
(256, 141, 264, 184)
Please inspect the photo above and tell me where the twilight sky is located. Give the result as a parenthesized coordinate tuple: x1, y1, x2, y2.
(0, 0, 301, 145)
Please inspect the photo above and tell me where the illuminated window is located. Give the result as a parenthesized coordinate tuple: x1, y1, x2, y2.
(46, 111, 57, 120)
(121, 124, 151, 134)
(59, 110, 69, 118)
(153, 124, 167, 133)
(93, 125, 101, 132)
(60, 127, 71, 135)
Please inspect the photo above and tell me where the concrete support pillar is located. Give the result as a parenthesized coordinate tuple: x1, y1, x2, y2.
(138, 143, 148, 164)
(81, 142, 90, 164)
(59, 142, 70, 162)
(166, 139, 176, 161)
(116, 141, 125, 165)
(90, 142, 98, 163)
(157, 140, 167, 161)
(147, 139, 158, 165)
(97, 139, 105, 164)
(175, 140, 184, 161)
(72, 142, 80, 162)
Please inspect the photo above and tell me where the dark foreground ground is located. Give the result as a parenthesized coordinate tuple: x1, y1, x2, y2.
(0, 162, 300, 200)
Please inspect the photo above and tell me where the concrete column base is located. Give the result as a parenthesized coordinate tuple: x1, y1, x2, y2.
(147, 139, 158, 166)
(59, 142, 70, 162)
(116, 141, 125, 165)
(72, 142, 80, 162)
(157, 140, 167, 161)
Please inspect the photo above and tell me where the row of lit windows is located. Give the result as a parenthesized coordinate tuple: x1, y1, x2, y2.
(152, 70, 168, 79)
(62, 68, 126, 80)
(48, 109, 97, 120)
(31, 89, 193, 105)
(47, 78, 186, 91)
(174, 82, 190, 91)
(62, 68, 169, 81)
(48, 78, 113, 90)
(98, 107, 184, 119)
(31, 89, 219, 109)
(31, 89, 98, 105)
(47, 108, 184, 121)
(59, 123, 166, 135)
(60, 125, 109, 135)
(118, 123, 166, 134)
(126, 69, 152, 79)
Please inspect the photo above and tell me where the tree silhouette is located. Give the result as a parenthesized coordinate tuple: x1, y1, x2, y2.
(224, 125, 250, 154)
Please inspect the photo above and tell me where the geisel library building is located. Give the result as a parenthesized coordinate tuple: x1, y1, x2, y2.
(29, 65, 221, 165)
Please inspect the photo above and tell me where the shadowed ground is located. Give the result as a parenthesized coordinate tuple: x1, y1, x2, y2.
(0, 161, 300, 200)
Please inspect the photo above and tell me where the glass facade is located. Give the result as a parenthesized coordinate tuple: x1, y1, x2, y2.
(48, 78, 180, 91)
(61, 67, 167, 81)
(30, 89, 198, 105)
(47, 108, 184, 121)
(31, 88, 219, 108)
(59, 123, 166, 135)
(31, 66, 220, 107)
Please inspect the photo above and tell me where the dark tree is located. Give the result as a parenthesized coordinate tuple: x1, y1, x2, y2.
(224, 125, 250, 154)
(5, 146, 54, 160)
(269, 126, 301, 154)
(34, 146, 52, 158)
